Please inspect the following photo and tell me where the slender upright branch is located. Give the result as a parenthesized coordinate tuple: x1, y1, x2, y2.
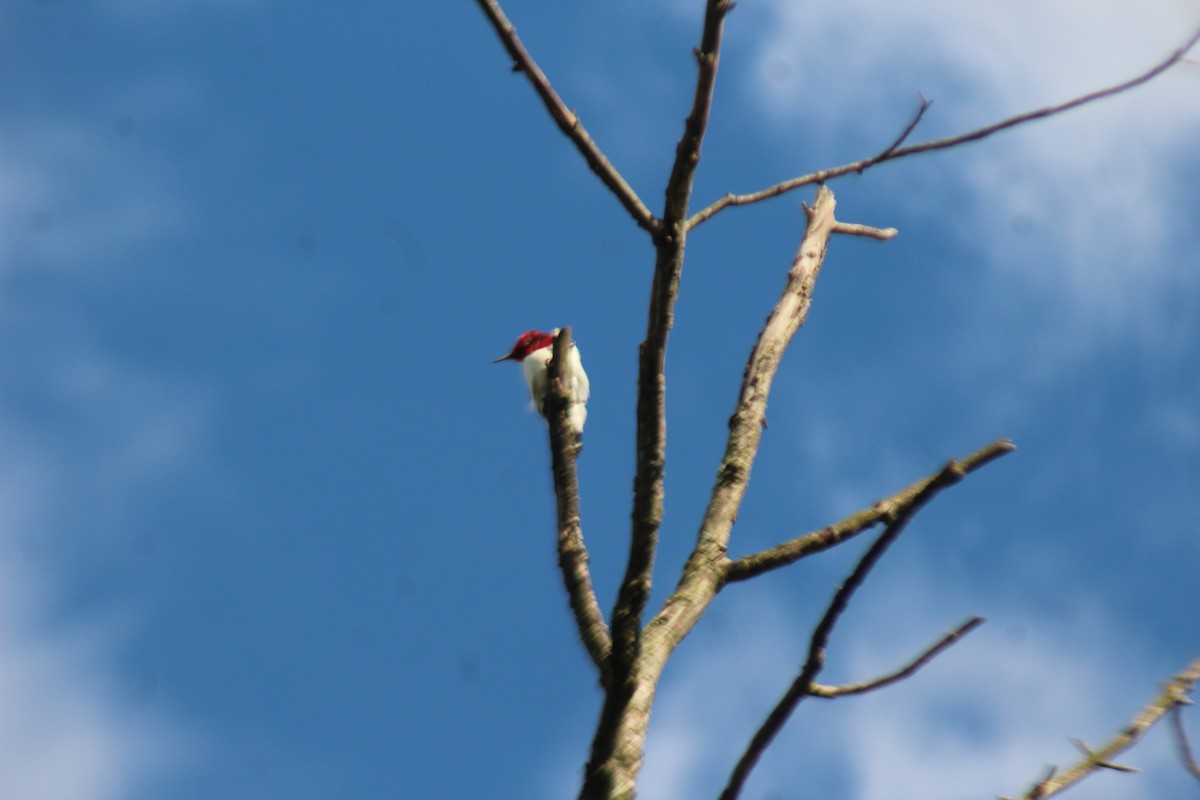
(725, 439, 1015, 583)
(614, 0, 735, 677)
(1004, 652, 1200, 799)
(545, 328, 612, 682)
(809, 616, 984, 698)
(686, 23, 1200, 229)
(721, 454, 999, 800)
(472, 0, 658, 235)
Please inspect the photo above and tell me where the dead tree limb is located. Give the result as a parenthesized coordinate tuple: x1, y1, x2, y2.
(583, 181, 836, 800)
(649, 185, 839, 660)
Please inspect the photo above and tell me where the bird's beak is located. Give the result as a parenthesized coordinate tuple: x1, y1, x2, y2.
(492, 353, 514, 364)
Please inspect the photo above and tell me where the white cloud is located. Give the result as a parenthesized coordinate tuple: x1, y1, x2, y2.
(1148, 400, 1200, 453)
(0, 475, 200, 800)
(0, 84, 209, 797)
(835, 582, 1190, 800)
(0, 341, 210, 796)
(98, 0, 259, 19)
(0, 117, 191, 273)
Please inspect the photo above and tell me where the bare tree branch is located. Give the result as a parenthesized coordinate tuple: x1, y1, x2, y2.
(720, 454, 999, 800)
(472, 0, 658, 235)
(686, 23, 1200, 229)
(810, 616, 984, 698)
(1003, 652, 1200, 799)
(725, 439, 1014, 584)
(615, 0, 736, 676)
(545, 328, 611, 682)
(1171, 706, 1200, 782)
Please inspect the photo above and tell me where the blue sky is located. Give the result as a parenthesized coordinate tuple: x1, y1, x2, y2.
(1, 1, 1198, 798)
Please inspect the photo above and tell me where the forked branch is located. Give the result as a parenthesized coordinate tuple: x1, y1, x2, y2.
(644, 186, 839, 662)
(472, 0, 658, 235)
(545, 328, 612, 681)
(687, 23, 1200, 229)
(720, 453, 1009, 800)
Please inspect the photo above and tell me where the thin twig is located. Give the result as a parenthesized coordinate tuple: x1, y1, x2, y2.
(687, 23, 1200, 229)
(831, 220, 898, 240)
(472, 0, 658, 235)
(1068, 738, 1139, 773)
(1171, 705, 1200, 782)
(810, 616, 984, 698)
(725, 439, 1014, 584)
(720, 454, 982, 800)
(1007, 652, 1200, 799)
(545, 328, 611, 683)
(861, 93, 933, 170)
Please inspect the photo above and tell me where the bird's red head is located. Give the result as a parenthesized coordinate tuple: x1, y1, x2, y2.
(492, 330, 555, 363)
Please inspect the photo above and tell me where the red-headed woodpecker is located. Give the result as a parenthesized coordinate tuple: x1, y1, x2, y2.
(493, 328, 589, 436)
